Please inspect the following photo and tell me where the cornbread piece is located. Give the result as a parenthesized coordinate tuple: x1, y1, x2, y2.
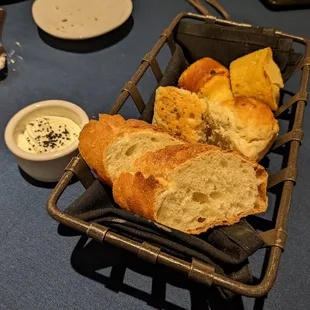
(230, 47, 284, 111)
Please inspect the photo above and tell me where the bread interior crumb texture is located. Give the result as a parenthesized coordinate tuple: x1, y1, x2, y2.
(105, 132, 183, 182)
(154, 153, 264, 233)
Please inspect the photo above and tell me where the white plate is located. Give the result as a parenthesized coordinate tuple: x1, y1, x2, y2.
(32, 0, 133, 40)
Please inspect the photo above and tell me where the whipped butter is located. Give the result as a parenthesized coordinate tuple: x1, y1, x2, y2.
(16, 116, 81, 154)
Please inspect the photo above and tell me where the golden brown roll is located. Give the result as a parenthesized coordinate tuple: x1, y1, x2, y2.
(178, 57, 234, 102)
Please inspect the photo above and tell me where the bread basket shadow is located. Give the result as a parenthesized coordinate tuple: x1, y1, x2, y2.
(69, 235, 248, 310)
(47, 13, 310, 299)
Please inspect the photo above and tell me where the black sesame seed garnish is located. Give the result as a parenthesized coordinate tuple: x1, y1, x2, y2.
(28, 148, 31, 151)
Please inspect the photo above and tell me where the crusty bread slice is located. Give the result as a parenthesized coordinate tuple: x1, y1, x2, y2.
(178, 57, 233, 102)
(79, 114, 184, 185)
(230, 47, 284, 111)
(113, 144, 268, 234)
(103, 125, 184, 184)
(205, 97, 279, 161)
(152, 86, 208, 143)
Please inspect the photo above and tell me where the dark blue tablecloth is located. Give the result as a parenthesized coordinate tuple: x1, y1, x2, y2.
(1, 0, 310, 309)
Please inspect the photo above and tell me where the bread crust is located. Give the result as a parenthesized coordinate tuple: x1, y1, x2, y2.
(113, 144, 268, 234)
(98, 113, 126, 128)
(78, 120, 116, 184)
(113, 171, 164, 219)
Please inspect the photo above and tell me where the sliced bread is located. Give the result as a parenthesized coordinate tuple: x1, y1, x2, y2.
(113, 144, 268, 234)
(79, 114, 184, 185)
(103, 125, 184, 184)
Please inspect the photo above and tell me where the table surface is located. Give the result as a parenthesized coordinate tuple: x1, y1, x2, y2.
(1, 1, 310, 309)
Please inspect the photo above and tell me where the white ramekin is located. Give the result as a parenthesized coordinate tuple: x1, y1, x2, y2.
(4, 100, 89, 182)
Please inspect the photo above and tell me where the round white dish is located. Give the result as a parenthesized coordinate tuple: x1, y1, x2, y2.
(32, 0, 133, 40)
(4, 100, 89, 182)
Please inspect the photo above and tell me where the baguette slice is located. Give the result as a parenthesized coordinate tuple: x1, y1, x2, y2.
(178, 57, 233, 102)
(230, 47, 284, 111)
(79, 114, 184, 185)
(152, 86, 208, 143)
(113, 144, 268, 234)
(103, 124, 184, 185)
(78, 114, 127, 182)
